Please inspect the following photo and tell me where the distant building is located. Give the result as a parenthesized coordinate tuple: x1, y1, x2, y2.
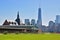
(55, 15, 60, 24)
(49, 21, 54, 27)
(25, 19, 30, 25)
(3, 20, 10, 25)
(48, 21, 55, 32)
(42, 25, 47, 32)
(15, 11, 20, 25)
(55, 15, 60, 32)
(31, 19, 35, 25)
(0, 25, 38, 33)
(3, 20, 16, 25)
(56, 24, 60, 33)
(37, 8, 42, 29)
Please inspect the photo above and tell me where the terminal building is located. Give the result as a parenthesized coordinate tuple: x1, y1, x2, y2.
(0, 11, 38, 33)
(0, 25, 38, 33)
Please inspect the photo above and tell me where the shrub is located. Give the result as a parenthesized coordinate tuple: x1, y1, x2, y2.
(3, 31, 8, 34)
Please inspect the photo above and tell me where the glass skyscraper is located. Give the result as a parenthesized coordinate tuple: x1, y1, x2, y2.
(55, 15, 60, 24)
(37, 8, 42, 28)
(25, 19, 30, 25)
(31, 19, 35, 25)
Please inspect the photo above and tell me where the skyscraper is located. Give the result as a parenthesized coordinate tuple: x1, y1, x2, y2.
(55, 15, 60, 24)
(15, 11, 20, 25)
(31, 19, 35, 25)
(25, 19, 30, 25)
(37, 8, 42, 29)
(48, 21, 55, 32)
(55, 15, 60, 32)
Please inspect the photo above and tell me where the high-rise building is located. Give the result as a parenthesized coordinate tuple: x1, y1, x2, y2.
(55, 15, 60, 24)
(31, 19, 35, 25)
(42, 25, 47, 32)
(25, 19, 30, 25)
(37, 8, 42, 28)
(55, 15, 60, 32)
(15, 11, 20, 25)
(48, 21, 55, 32)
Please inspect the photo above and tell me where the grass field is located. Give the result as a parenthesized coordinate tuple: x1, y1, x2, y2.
(0, 33, 60, 40)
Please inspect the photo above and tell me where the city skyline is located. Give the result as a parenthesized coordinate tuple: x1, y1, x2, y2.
(0, 0, 60, 26)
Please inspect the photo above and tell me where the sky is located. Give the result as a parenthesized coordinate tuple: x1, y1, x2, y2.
(0, 0, 60, 26)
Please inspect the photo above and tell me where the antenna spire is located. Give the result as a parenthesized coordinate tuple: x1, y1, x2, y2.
(39, 0, 41, 8)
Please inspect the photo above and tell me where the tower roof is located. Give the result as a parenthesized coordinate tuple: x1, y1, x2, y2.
(17, 11, 20, 19)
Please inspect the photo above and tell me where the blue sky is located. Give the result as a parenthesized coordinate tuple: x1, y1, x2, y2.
(0, 0, 60, 26)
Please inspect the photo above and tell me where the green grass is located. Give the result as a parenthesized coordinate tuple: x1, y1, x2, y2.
(0, 33, 60, 40)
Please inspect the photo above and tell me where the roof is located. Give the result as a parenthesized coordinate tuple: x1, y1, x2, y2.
(0, 25, 37, 30)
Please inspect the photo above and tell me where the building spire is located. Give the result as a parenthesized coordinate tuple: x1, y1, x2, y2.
(39, 0, 41, 8)
(17, 11, 19, 19)
(15, 11, 20, 25)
